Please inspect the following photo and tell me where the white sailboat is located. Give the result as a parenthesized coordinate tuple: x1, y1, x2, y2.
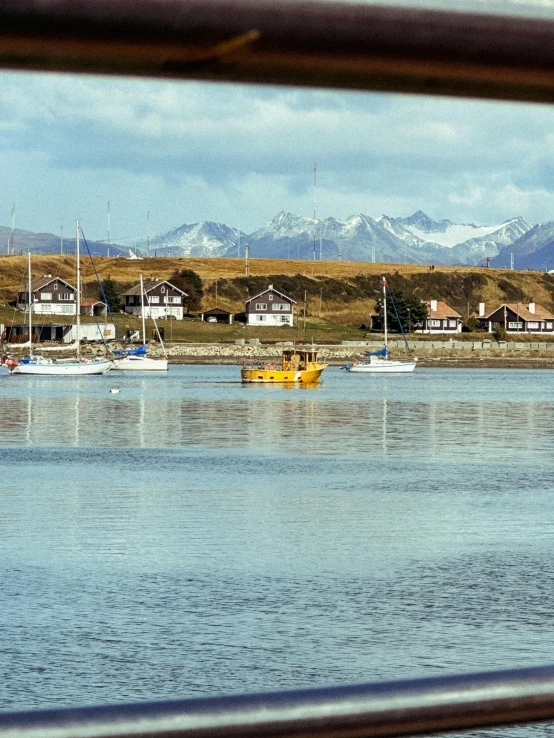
(110, 274, 168, 371)
(9, 222, 112, 376)
(345, 276, 417, 373)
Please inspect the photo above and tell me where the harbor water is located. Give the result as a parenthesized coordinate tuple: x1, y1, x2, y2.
(1, 364, 554, 736)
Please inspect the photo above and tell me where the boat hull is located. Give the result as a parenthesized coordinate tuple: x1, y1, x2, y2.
(347, 360, 416, 373)
(111, 356, 168, 371)
(241, 364, 326, 383)
(10, 359, 112, 375)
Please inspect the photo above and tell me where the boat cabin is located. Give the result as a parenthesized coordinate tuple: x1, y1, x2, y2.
(282, 348, 319, 370)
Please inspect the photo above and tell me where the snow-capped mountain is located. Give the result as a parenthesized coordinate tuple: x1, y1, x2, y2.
(0, 210, 536, 266)
(492, 221, 554, 270)
(140, 221, 243, 257)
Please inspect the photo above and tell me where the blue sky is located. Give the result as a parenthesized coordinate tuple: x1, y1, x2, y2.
(2, 69, 554, 242)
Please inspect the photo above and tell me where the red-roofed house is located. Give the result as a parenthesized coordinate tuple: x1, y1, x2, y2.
(476, 302, 554, 334)
(416, 300, 463, 334)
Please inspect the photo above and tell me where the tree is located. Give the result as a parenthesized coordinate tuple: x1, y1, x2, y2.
(169, 269, 204, 313)
(375, 288, 428, 333)
(100, 276, 122, 313)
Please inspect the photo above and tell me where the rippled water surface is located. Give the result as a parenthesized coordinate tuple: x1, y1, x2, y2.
(1, 365, 554, 736)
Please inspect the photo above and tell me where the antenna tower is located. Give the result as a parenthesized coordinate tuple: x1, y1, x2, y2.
(510, 252, 514, 270)
(107, 201, 111, 257)
(313, 162, 317, 261)
(8, 205, 15, 255)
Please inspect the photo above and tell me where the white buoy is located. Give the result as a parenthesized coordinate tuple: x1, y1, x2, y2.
(110, 388, 120, 394)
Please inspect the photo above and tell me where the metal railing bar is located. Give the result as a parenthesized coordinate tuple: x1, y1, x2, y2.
(2, 664, 554, 738)
(2, 0, 554, 102)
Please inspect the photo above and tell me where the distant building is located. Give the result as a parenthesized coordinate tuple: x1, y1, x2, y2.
(122, 279, 187, 320)
(417, 300, 463, 333)
(245, 284, 296, 326)
(476, 302, 554, 334)
(16, 274, 77, 316)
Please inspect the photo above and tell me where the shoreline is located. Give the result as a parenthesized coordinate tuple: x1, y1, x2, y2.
(6, 341, 554, 370)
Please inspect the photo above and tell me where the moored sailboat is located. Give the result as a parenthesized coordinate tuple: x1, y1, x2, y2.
(8, 222, 112, 376)
(110, 274, 168, 371)
(345, 276, 416, 374)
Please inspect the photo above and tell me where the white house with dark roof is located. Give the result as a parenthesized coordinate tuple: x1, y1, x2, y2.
(121, 278, 187, 320)
(16, 274, 77, 315)
(245, 284, 296, 326)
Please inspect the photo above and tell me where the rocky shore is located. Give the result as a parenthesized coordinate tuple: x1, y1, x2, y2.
(6, 341, 554, 369)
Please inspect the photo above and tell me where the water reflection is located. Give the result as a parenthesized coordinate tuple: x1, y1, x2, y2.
(1, 373, 554, 463)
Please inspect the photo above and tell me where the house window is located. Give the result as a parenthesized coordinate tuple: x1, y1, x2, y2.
(53, 283, 58, 290)
(547, 322, 553, 330)
(61, 305, 73, 314)
(508, 321, 523, 329)
(272, 303, 290, 311)
(149, 295, 160, 304)
(41, 292, 52, 300)
(256, 315, 265, 321)
(269, 294, 273, 300)
(59, 293, 73, 301)
(167, 295, 181, 304)
(161, 286, 165, 293)
(279, 316, 289, 323)
(448, 319, 457, 327)
(256, 303, 267, 310)
(528, 321, 539, 329)
(429, 319, 441, 327)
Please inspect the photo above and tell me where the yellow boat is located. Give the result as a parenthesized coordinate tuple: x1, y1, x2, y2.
(241, 347, 327, 383)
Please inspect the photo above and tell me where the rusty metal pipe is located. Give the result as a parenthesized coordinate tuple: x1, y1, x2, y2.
(1, 1, 554, 101)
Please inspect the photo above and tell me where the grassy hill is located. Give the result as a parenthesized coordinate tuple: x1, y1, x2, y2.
(1, 254, 553, 341)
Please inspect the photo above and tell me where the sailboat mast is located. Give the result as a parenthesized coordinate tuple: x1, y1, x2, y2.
(76, 220, 81, 357)
(140, 274, 146, 345)
(382, 276, 388, 348)
(28, 251, 32, 356)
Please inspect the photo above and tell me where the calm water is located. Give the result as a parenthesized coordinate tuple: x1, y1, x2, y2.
(1, 365, 554, 735)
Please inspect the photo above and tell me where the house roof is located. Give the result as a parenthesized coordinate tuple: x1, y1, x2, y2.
(26, 275, 75, 292)
(81, 300, 106, 307)
(481, 303, 554, 320)
(121, 279, 187, 297)
(245, 284, 297, 305)
(202, 307, 232, 316)
(425, 300, 462, 319)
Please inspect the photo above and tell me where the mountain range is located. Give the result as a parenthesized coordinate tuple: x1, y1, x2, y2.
(7, 210, 554, 270)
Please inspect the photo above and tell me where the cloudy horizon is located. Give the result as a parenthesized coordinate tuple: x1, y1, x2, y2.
(2, 70, 554, 243)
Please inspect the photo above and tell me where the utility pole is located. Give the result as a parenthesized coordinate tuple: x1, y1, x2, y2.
(510, 252, 514, 270)
(245, 243, 250, 276)
(372, 244, 376, 263)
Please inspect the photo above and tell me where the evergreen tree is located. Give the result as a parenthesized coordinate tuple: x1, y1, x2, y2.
(376, 288, 428, 333)
(100, 276, 122, 313)
(169, 269, 204, 313)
